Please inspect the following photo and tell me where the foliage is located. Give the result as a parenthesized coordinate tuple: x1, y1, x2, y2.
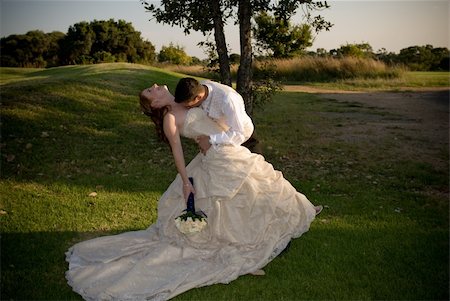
(396, 45, 450, 71)
(0, 30, 65, 68)
(190, 56, 203, 65)
(0, 19, 156, 68)
(161, 64, 222, 82)
(142, 0, 233, 86)
(171, 56, 405, 83)
(0, 64, 448, 300)
(158, 43, 192, 65)
(197, 35, 222, 77)
(318, 43, 449, 72)
(160, 56, 447, 90)
(229, 53, 241, 64)
(252, 60, 282, 108)
(141, 0, 217, 35)
(142, 0, 333, 116)
(254, 11, 313, 58)
(92, 51, 116, 63)
(330, 42, 374, 59)
(267, 56, 404, 82)
(60, 19, 156, 65)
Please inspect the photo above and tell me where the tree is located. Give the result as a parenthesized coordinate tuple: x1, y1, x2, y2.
(375, 48, 397, 66)
(93, 51, 115, 63)
(236, 0, 254, 114)
(0, 30, 65, 67)
(59, 19, 156, 65)
(158, 43, 192, 65)
(397, 45, 433, 71)
(60, 21, 95, 64)
(143, 0, 232, 86)
(335, 43, 374, 58)
(254, 11, 313, 58)
(45, 31, 65, 67)
(142, 1, 331, 153)
(229, 53, 240, 64)
(432, 47, 450, 71)
(316, 48, 328, 57)
(0, 20, 155, 67)
(142, 0, 331, 116)
(395, 45, 450, 71)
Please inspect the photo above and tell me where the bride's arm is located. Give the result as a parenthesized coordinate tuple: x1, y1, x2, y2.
(163, 113, 195, 201)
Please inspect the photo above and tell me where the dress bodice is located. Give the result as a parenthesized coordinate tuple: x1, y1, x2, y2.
(181, 108, 228, 139)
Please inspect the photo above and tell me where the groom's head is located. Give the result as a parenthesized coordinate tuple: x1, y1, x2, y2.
(175, 77, 205, 108)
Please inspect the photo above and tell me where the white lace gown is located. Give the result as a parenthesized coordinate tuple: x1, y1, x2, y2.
(66, 108, 316, 300)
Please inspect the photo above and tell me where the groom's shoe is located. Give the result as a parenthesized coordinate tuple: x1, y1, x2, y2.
(315, 205, 323, 216)
(250, 269, 266, 276)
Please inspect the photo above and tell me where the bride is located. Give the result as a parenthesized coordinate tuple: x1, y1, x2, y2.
(65, 84, 321, 301)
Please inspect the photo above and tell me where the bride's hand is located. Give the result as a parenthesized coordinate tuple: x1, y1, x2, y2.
(196, 135, 211, 154)
(183, 182, 196, 202)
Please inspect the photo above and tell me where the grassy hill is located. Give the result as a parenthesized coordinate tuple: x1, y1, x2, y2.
(1, 63, 448, 300)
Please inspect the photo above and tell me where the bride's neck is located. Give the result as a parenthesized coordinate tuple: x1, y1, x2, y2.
(167, 97, 186, 111)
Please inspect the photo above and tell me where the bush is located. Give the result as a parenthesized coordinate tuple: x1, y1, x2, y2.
(158, 43, 192, 65)
(93, 51, 115, 63)
(255, 56, 405, 82)
(162, 56, 405, 83)
(75, 55, 94, 65)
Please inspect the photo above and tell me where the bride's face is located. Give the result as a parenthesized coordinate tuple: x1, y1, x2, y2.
(144, 84, 170, 108)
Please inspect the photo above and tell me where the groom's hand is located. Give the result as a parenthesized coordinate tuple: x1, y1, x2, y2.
(196, 135, 211, 154)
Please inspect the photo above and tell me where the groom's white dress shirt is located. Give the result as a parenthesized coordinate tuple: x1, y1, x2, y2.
(200, 80, 254, 146)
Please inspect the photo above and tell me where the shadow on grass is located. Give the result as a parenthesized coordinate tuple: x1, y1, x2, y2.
(1, 64, 449, 300)
(1, 64, 198, 193)
(1, 229, 138, 300)
(1, 225, 448, 300)
(0, 64, 198, 299)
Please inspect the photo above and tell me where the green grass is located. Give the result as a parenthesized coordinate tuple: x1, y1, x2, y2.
(284, 71, 449, 91)
(168, 61, 449, 91)
(403, 71, 450, 87)
(1, 63, 448, 300)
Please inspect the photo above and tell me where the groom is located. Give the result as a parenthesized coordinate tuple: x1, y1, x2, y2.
(174, 77, 254, 154)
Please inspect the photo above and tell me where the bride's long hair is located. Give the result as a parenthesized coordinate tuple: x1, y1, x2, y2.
(139, 91, 169, 143)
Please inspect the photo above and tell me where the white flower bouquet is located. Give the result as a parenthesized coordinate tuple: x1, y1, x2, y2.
(174, 212, 207, 234)
(174, 178, 207, 235)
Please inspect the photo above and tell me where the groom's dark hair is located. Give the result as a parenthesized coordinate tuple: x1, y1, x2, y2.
(174, 77, 202, 103)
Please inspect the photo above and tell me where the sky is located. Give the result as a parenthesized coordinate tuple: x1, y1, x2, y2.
(0, 0, 449, 59)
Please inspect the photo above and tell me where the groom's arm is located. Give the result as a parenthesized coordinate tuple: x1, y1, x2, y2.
(208, 93, 253, 146)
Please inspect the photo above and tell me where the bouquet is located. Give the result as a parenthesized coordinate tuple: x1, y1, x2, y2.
(174, 178, 207, 235)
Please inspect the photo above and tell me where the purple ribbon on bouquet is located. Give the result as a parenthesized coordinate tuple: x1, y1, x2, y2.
(186, 177, 196, 213)
(185, 177, 207, 218)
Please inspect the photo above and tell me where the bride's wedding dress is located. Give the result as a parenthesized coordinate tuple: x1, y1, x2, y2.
(66, 108, 316, 300)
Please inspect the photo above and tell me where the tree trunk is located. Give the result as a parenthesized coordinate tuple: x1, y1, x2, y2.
(236, 0, 253, 116)
(211, 0, 232, 86)
(237, 0, 262, 154)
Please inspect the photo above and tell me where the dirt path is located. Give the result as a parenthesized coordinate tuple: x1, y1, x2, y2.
(319, 89, 449, 126)
(298, 87, 449, 175)
(284, 85, 449, 135)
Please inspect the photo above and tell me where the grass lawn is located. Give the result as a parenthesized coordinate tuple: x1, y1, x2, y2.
(1, 63, 448, 300)
(285, 71, 450, 91)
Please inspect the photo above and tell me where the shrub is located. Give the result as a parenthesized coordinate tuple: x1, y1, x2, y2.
(158, 43, 192, 65)
(93, 51, 116, 63)
(162, 56, 405, 83)
(256, 56, 405, 82)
